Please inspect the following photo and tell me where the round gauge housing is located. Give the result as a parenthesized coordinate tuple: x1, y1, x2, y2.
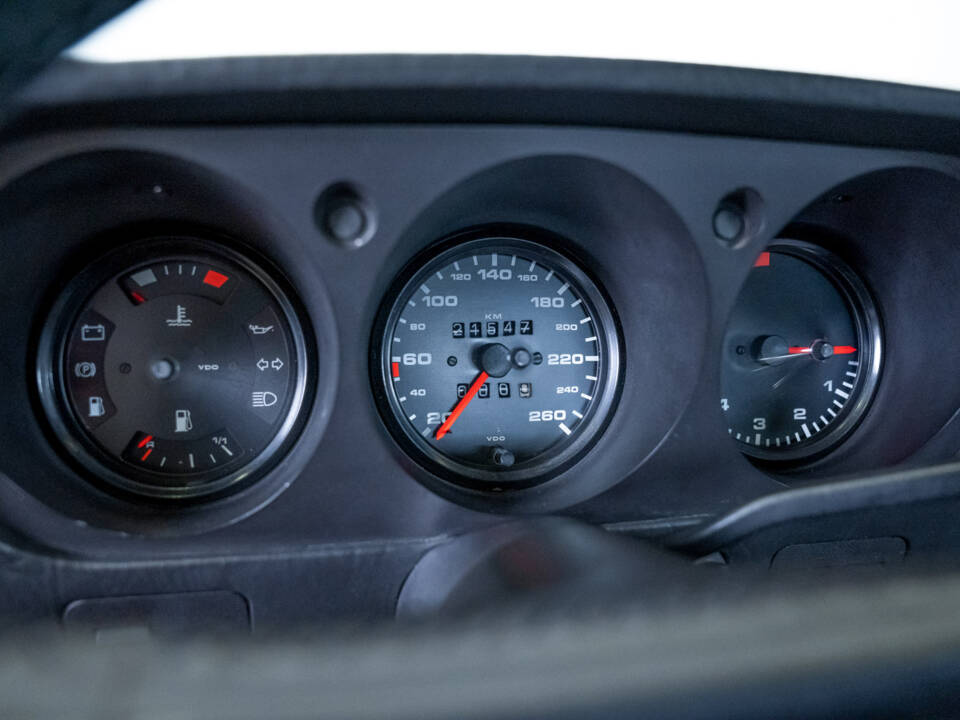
(372, 229, 621, 490)
(37, 236, 311, 500)
(720, 240, 882, 462)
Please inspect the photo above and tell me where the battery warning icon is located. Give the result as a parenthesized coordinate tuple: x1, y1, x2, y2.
(80, 324, 106, 342)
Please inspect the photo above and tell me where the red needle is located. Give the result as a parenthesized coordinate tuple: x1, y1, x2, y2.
(788, 346, 857, 355)
(435, 371, 489, 440)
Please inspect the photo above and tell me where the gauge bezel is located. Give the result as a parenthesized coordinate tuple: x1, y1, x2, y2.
(726, 238, 883, 463)
(371, 227, 622, 492)
(35, 235, 313, 501)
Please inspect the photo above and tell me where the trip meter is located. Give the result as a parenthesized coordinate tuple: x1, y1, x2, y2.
(37, 236, 310, 499)
(373, 230, 621, 489)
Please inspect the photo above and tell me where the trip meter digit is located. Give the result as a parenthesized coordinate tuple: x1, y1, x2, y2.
(374, 231, 621, 489)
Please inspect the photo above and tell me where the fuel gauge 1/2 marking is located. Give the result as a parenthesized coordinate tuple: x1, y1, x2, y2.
(720, 240, 882, 462)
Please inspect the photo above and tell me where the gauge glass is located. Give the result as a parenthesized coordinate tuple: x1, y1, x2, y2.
(375, 233, 620, 487)
(720, 240, 881, 461)
(39, 239, 309, 498)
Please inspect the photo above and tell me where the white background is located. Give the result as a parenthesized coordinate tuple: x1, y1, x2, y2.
(70, 0, 960, 90)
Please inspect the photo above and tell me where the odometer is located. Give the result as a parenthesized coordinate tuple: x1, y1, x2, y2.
(373, 230, 620, 488)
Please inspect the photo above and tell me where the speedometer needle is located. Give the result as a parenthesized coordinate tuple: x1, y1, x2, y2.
(435, 371, 489, 440)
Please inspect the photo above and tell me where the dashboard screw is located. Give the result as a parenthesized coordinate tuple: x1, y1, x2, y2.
(713, 204, 745, 243)
(315, 182, 376, 249)
(713, 188, 766, 249)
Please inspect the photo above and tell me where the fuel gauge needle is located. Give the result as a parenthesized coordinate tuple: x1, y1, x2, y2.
(435, 371, 489, 440)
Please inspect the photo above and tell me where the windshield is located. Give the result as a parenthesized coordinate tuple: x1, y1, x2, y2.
(68, 0, 960, 91)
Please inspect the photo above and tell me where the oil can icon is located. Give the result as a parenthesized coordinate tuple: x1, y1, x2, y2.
(174, 409, 193, 433)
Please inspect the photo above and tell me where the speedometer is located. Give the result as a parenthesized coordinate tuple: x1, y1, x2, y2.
(372, 229, 621, 489)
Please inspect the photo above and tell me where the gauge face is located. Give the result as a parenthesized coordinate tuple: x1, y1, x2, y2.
(38, 238, 310, 499)
(720, 240, 881, 461)
(374, 232, 621, 488)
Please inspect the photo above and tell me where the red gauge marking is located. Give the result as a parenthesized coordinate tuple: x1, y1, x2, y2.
(787, 347, 813, 354)
(137, 434, 153, 448)
(753, 252, 771, 267)
(435, 371, 489, 440)
(391, 362, 400, 378)
(203, 270, 229, 288)
(130, 291, 146, 304)
(140, 448, 153, 461)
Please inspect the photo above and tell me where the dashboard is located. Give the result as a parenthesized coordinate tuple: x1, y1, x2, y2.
(3, 56, 960, 632)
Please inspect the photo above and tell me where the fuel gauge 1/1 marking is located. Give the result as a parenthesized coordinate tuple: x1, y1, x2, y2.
(720, 240, 882, 462)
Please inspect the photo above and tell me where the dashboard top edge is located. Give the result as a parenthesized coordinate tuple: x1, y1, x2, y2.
(8, 56, 960, 157)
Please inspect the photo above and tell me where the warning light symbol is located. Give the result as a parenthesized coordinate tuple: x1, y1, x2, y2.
(203, 269, 229, 288)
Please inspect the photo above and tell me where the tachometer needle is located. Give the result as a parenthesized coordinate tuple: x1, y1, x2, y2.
(788, 345, 857, 355)
(758, 344, 858, 364)
(435, 371, 489, 440)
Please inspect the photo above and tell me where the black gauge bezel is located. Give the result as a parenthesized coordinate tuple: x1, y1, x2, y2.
(36, 235, 313, 501)
(725, 238, 883, 463)
(371, 227, 622, 492)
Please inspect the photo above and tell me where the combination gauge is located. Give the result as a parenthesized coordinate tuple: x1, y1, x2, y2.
(373, 229, 621, 490)
(37, 236, 311, 499)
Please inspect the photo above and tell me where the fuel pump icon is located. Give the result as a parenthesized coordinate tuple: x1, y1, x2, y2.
(174, 409, 193, 433)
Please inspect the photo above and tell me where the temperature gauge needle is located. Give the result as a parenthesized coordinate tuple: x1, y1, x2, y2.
(435, 371, 489, 440)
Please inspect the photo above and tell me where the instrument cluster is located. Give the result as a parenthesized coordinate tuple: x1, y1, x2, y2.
(3, 126, 957, 538)
(37, 224, 885, 507)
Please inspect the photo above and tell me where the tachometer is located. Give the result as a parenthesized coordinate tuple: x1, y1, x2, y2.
(373, 230, 620, 489)
(720, 240, 882, 461)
